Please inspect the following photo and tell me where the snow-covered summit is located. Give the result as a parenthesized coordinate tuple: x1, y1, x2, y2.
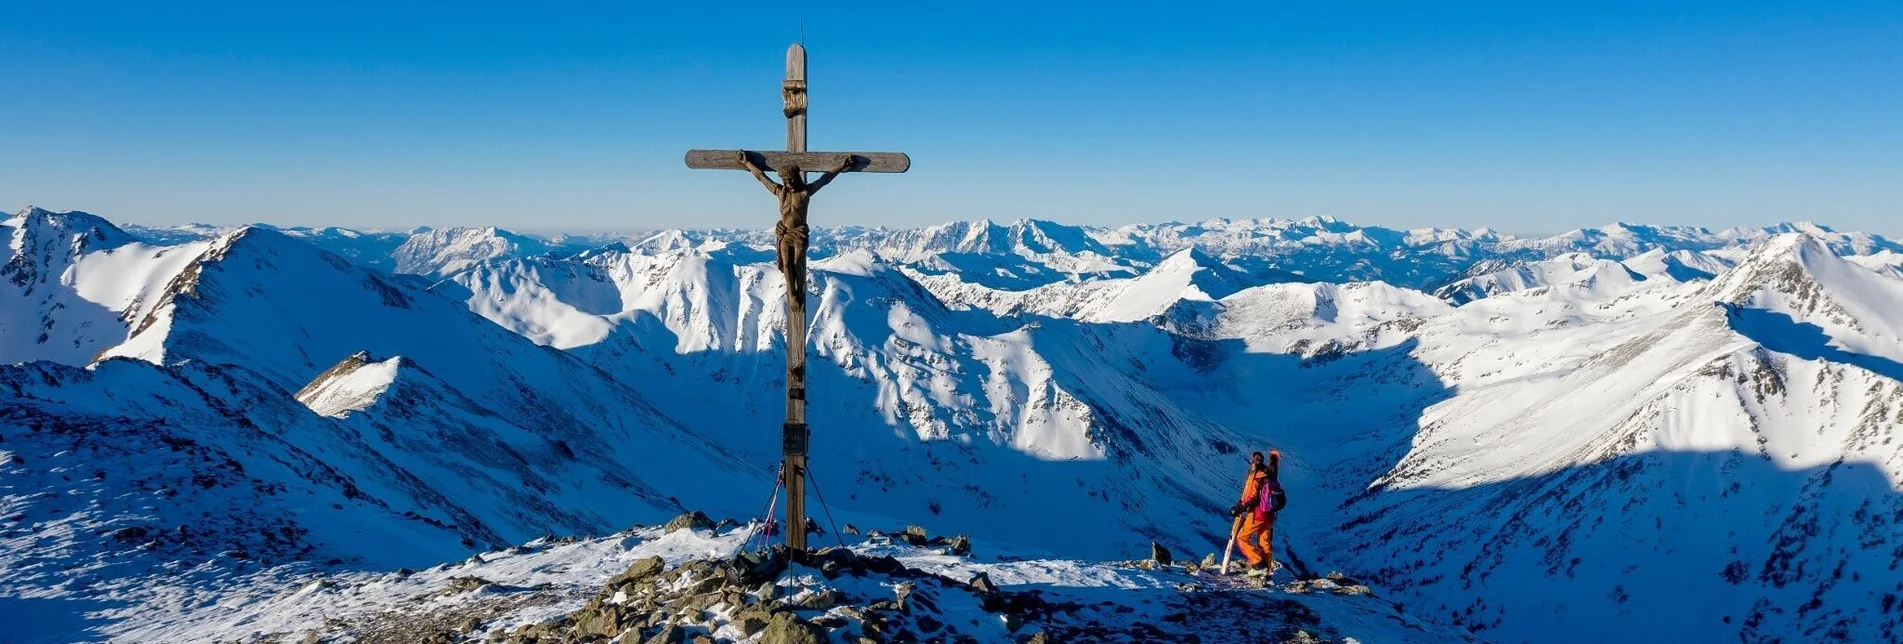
(294, 351, 405, 417)
(393, 225, 566, 278)
(1432, 252, 1650, 304)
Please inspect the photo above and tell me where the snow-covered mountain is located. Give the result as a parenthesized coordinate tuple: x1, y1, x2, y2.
(7, 205, 1903, 643)
(1431, 252, 1652, 305)
(107, 211, 1903, 292)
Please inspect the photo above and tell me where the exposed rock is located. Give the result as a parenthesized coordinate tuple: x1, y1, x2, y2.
(664, 511, 714, 535)
(1150, 542, 1173, 567)
(948, 534, 971, 556)
(792, 588, 844, 610)
(576, 604, 624, 637)
(443, 575, 491, 594)
(900, 525, 929, 545)
(894, 582, 915, 612)
(970, 571, 997, 595)
(733, 608, 772, 636)
(759, 611, 825, 644)
(841, 523, 861, 536)
(504, 514, 1428, 644)
(643, 623, 684, 644)
(610, 556, 666, 586)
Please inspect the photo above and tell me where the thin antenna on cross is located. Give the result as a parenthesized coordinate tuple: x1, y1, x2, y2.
(799, 16, 805, 46)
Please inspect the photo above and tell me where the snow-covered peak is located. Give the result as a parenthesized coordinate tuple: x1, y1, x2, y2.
(1845, 250, 1903, 280)
(6, 206, 135, 255)
(1, 207, 203, 365)
(811, 248, 888, 277)
(294, 351, 406, 418)
(1708, 232, 1903, 373)
(1083, 248, 1259, 322)
(1621, 248, 1735, 282)
(392, 226, 559, 278)
(1433, 252, 1648, 305)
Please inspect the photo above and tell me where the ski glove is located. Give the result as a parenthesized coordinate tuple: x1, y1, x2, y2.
(1229, 503, 1247, 518)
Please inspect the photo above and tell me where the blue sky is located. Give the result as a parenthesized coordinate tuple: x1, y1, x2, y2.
(2, 1, 1899, 235)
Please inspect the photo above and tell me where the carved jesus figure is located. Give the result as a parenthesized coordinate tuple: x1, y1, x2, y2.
(738, 151, 853, 292)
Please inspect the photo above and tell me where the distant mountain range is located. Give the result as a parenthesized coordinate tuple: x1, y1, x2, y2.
(8, 205, 1903, 642)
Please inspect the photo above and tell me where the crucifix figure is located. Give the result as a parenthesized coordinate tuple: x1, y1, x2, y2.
(738, 151, 852, 293)
(684, 44, 910, 552)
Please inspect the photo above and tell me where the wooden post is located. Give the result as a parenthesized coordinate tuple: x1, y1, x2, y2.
(784, 44, 807, 154)
(781, 43, 810, 553)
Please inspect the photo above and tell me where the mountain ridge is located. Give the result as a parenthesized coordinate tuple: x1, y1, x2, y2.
(7, 206, 1903, 642)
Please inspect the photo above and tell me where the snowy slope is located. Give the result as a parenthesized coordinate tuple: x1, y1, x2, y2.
(10, 207, 1903, 642)
(1621, 247, 1736, 282)
(507, 247, 1251, 558)
(1432, 253, 1652, 305)
(415, 219, 1903, 642)
(1845, 250, 1903, 280)
(0, 207, 206, 365)
(392, 226, 576, 278)
(105, 225, 761, 517)
(1245, 237, 1903, 642)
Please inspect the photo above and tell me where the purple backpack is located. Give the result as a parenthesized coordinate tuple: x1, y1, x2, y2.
(1255, 478, 1287, 520)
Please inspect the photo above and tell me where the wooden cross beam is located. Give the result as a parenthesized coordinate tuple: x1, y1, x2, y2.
(683, 43, 909, 553)
(684, 150, 910, 173)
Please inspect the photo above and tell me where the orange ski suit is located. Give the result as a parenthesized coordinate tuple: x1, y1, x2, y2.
(1236, 468, 1275, 567)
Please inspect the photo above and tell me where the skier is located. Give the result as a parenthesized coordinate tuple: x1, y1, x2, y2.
(1228, 450, 1285, 575)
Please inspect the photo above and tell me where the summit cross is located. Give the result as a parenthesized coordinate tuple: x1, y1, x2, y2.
(682, 43, 910, 552)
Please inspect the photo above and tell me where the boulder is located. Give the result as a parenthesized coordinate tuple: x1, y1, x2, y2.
(864, 555, 903, 575)
(949, 535, 972, 557)
(577, 605, 624, 638)
(664, 511, 714, 535)
(900, 525, 929, 545)
(1150, 542, 1173, 567)
(443, 575, 491, 593)
(841, 523, 861, 536)
(733, 608, 772, 636)
(610, 556, 666, 586)
(969, 571, 997, 595)
(894, 582, 915, 612)
(643, 623, 685, 644)
(758, 612, 825, 644)
(792, 588, 844, 611)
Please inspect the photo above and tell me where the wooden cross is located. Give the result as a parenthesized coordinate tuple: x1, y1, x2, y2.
(683, 43, 909, 552)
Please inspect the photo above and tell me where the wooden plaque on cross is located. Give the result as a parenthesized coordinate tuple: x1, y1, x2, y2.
(683, 43, 909, 552)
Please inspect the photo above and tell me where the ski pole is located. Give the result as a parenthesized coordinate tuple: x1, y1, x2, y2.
(1218, 517, 1242, 574)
